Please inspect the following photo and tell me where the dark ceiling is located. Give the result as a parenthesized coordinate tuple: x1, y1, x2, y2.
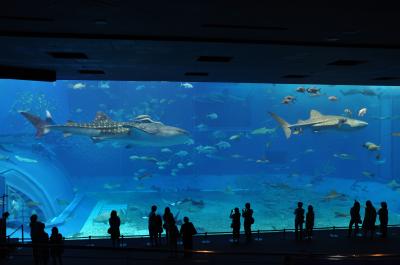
(1, 1, 400, 85)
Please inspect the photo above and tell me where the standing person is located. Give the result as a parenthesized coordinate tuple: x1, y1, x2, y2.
(49, 227, 63, 265)
(362, 200, 377, 239)
(294, 202, 305, 240)
(148, 205, 159, 246)
(156, 212, 163, 246)
(30, 214, 43, 265)
(242, 203, 254, 242)
(163, 207, 174, 245)
(230, 208, 241, 243)
(0, 212, 10, 259)
(0, 212, 9, 244)
(38, 222, 49, 265)
(348, 201, 362, 237)
(168, 219, 179, 257)
(378, 202, 388, 238)
(180, 217, 197, 258)
(305, 205, 314, 240)
(108, 210, 121, 248)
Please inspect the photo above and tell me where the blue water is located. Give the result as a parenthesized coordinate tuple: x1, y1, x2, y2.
(0, 80, 399, 237)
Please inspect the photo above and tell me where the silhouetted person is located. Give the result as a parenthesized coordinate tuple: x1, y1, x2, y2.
(305, 205, 314, 240)
(242, 202, 254, 242)
(163, 207, 174, 245)
(0, 212, 9, 244)
(49, 227, 63, 265)
(169, 219, 179, 256)
(180, 217, 197, 258)
(38, 222, 49, 265)
(378, 202, 388, 238)
(294, 202, 305, 240)
(362, 200, 377, 239)
(148, 205, 160, 246)
(108, 210, 120, 248)
(0, 212, 9, 259)
(230, 208, 241, 243)
(30, 214, 43, 265)
(348, 201, 362, 237)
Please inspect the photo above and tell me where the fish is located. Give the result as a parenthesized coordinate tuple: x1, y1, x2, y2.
(340, 88, 380, 97)
(251, 127, 276, 135)
(215, 141, 231, 149)
(71, 82, 86, 90)
(387, 179, 400, 190)
(195, 145, 217, 155)
(186, 162, 194, 167)
(175, 150, 189, 157)
(14, 155, 38, 163)
(328, 96, 338, 101)
(358, 108, 367, 117)
(134, 173, 152, 181)
(177, 163, 185, 169)
(362, 171, 375, 178)
(20, 111, 190, 147)
(229, 134, 242, 141)
(206, 113, 218, 120)
(334, 212, 349, 218)
(333, 153, 355, 160)
(129, 155, 158, 163)
(181, 82, 193, 89)
(392, 132, 400, 137)
(196, 123, 208, 131)
(282, 95, 295, 104)
(296, 87, 306, 93)
(322, 191, 347, 202)
(103, 183, 121, 190)
(256, 159, 269, 163)
(269, 110, 368, 139)
(362, 141, 380, 151)
(344, 109, 352, 117)
(161, 148, 172, 153)
(306, 87, 320, 94)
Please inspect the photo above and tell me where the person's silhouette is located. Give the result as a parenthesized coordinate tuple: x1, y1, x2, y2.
(305, 205, 314, 240)
(362, 200, 377, 239)
(294, 202, 305, 240)
(168, 219, 179, 256)
(38, 222, 49, 265)
(180, 217, 197, 258)
(230, 208, 241, 243)
(242, 203, 254, 242)
(108, 210, 121, 247)
(163, 207, 175, 245)
(50, 227, 63, 265)
(148, 205, 159, 246)
(348, 201, 362, 237)
(30, 214, 43, 265)
(378, 202, 388, 238)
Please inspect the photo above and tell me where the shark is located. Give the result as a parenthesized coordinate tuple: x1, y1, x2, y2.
(269, 110, 368, 139)
(20, 111, 191, 147)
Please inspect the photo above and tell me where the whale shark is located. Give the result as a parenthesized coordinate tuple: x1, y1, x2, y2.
(270, 110, 368, 139)
(20, 111, 190, 147)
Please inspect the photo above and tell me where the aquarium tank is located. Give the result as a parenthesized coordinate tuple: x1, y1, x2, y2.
(0, 79, 399, 238)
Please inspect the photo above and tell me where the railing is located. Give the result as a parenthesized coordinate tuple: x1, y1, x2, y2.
(11, 223, 400, 243)
(7, 224, 24, 244)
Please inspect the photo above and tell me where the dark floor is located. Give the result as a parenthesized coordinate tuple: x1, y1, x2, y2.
(3, 228, 400, 265)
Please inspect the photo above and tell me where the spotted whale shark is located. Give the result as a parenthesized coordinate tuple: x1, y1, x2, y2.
(20, 111, 191, 147)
